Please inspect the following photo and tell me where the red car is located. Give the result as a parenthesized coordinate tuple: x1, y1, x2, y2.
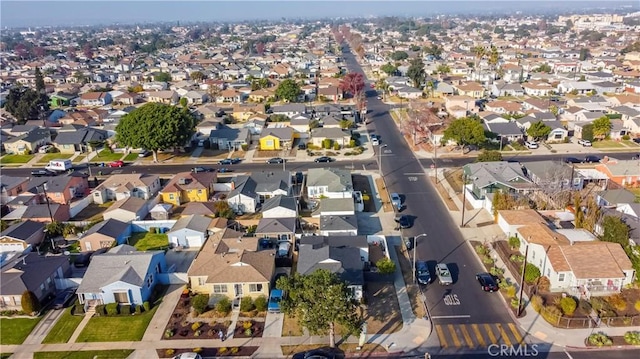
(109, 160, 124, 168)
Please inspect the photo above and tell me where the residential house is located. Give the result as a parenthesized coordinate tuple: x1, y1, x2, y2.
(181, 202, 217, 217)
(289, 116, 311, 136)
(147, 90, 179, 105)
(592, 81, 622, 94)
(209, 126, 250, 150)
(232, 103, 266, 122)
(0, 253, 71, 310)
(79, 218, 131, 252)
(160, 172, 217, 206)
(227, 171, 291, 214)
(102, 197, 149, 222)
(557, 81, 596, 95)
(188, 228, 275, 301)
(297, 236, 364, 300)
(491, 82, 525, 97)
(497, 210, 634, 296)
(79, 92, 112, 106)
(76, 245, 167, 307)
(167, 215, 213, 248)
(49, 92, 78, 107)
(463, 162, 535, 200)
(312, 198, 355, 218)
(0, 220, 45, 254)
(244, 115, 268, 135)
(0, 176, 29, 206)
(255, 217, 296, 243)
(397, 87, 423, 99)
(319, 214, 358, 236)
(53, 128, 108, 153)
(595, 158, 640, 187)
(22, 203, 70, 223)
(149, 204, 173, 221)
(484, 101, 522, 115)
(523, 161, 584, 191)
(596, 189, 636, 207)
(92, 174, 161, 205)
(3, 129, 51, 155)
(310, 128, 351, 148)
(454, 82, 485, 98)
(483, 122, 525, 143)
(259, 127, 294, 150)
(307, 168, 354, 199)
(522, 81, 554, 97)
(183, 91, 209, 105)
(261, 195, 297, 219)
(444, 95, 475, 118)
(196, 120, 223, 137)
(271, 104, 307, 118)
(26, 175, 89, 205)
(433, 82, 455, 98)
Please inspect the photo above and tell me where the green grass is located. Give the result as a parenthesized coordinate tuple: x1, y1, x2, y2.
(73, 154, 87, 163)
(76, 306, 158, 342)
(131, 232, 169, 251)
(41, 307, 84, 344)
(34, 350, 133, 359)
(622, 140, 640, 147)
(90, 150, 123, 162)
(592, 140, 625, 148)
(37, 153, 73, 163)
(122, 153, 138, 162)
(0, 154, 35, 164)
(0, 354, 12, 359)
(0, 317, 43, 344)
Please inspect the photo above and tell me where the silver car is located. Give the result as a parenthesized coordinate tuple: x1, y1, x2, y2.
(390, 193, 402, 210)
(436, 263, 453, 285)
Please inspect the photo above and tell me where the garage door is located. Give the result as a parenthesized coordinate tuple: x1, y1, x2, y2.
(185, 236, 202, 248)
(1, 243, 25, 252)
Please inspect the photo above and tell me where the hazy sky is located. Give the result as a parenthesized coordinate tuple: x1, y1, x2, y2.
(1, 1, 638, 28)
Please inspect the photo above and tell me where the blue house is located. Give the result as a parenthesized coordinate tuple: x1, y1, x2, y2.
(76, 244, 167, 309)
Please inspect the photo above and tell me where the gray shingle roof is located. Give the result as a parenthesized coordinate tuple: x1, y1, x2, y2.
(1, 253, 68, 296)
(169, 215, 212, 233)
(464, 162, 533, 190)
(262, 195, 296, 212)
(255, 217, 296, 234)
(307, 168, 353, 192)
(320, 215, 358, 232)
(0, 220, 44, 241)
(297, 244, 363, 285)
(84, 218, 129, 238)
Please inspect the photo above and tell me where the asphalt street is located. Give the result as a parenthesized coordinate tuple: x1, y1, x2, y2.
(432, 348, 640, 359)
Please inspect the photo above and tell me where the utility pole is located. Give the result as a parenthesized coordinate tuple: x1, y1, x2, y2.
(460, 173, 467, 227)
(39, 184, 54, 223)
(517, 244, 529, 317)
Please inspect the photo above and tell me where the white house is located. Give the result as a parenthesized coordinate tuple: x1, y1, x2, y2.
(307, 168, 353, 199)
(166, 215, 212, 248)
(261, 195, 297, 218)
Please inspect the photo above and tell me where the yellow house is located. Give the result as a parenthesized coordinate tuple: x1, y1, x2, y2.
(232, 103, 266, 122)
(259, 127, 294, 150)
(455, 82, 485, 99)
(187, 228, 275, 300)
(160, 172, 217, 206)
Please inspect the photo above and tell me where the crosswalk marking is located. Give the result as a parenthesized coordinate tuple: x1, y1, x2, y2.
(435, 325, 448, 348)
(448, 325, 462, 347)
(471, 324, 486, 347)
(497, 324, 512, 346)
(484, 324, 498, 344)
(508, 323, 523, 344)
(460, 325, 475, 348)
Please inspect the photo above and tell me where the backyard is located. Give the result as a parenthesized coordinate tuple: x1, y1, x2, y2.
(75, 306, 158, 342)
(131, 232, 170, 251)
(0, 317, 43, 345)
(71, 202, 112, 221)
(42, 307, 84, 344)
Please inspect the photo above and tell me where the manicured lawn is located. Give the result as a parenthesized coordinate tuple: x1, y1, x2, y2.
(623, 140, 640, 147)
(122, 153, 138, 162)
(73, 154, 87, 163)
(42, 308, 83, 343)
(131, 232, 169, 251)
(34, 350, 133, 359)
(76, 306, 157, 342)
(592, 140, 625, 148)
(37, 153, 73, 163)
(90, 149, 123, 162)
(0, 317, 43, 344)
(0, 154, 34, 164)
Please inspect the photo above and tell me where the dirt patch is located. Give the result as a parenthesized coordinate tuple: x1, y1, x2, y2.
(444, 168, 464, 192)
(281, 343, 386, 357)
(374, 177, 393, 213)
(363, 281, 403, 334)
(157, 347, 258, 358)
(429, 177, 458, 211)
(368, 244, 385, 264)
(233, 319, 264, 338)
(162, 295, 231, 341)
(394, 246, 427, 318)
(254, 149, 294, 158)
(458, 193, 474, 210)
(71, 202, 111, 221)
(281, 314, 304, 336)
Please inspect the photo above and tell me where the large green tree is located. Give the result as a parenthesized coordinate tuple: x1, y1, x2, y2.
(592, 116, 611, 140)
(601, 216, 629, 247)
(21, 290, 41, 314)
(116, 103, 196, 162)
(390, 51, 408, 61)
(276, 270, 362, 348)
(4, 87, 47, 123)
(476, 150, 503, 162)
(527, 121, 551, 141)
(275, 79, 301, 102)
(380, 63, 397, 76)
(443, 117, 486, 152)
(406, 58, 426, 88)
(154, 72, 172, 82)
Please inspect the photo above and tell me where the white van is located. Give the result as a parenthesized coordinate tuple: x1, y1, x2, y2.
(45, 159, 73, 172)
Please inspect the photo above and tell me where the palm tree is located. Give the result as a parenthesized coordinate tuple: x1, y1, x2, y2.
(472, 45, 486, 81)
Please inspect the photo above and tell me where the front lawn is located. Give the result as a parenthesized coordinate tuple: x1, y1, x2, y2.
(0, 317, 43, 345)
(592, 140, 625, 148)
(76, 306, 157, 342)
(0, 154, 34, 164)
(37, 153, 73, 163)
(34, 350, 133, 359)
(90, 149, 123, 163)
(122, 153, 138, 162)
(73, 154, 87, 163)
(42, 307, 83, 343)
(131, 232, 169, 251)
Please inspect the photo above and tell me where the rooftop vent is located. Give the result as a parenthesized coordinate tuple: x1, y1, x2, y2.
(178, 178, 187, 185)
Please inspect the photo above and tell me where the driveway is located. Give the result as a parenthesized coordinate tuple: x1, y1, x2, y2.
(262, 312, 284, 338)
(164, 249, 198, 272)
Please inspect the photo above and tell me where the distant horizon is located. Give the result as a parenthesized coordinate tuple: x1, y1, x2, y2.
(1, 0, 638, 28)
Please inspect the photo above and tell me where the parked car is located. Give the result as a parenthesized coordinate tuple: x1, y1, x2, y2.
(390, 193, 402, 210)
(314, 156, 334, 163)
(191, 167, 214, 173)
(267, 157, 285, 164)
(31, 169, 56, 177)
(563, 157, 582, 164)
(298, 143, 307, 150)
(578, 139, 592, 147)
(292, 349, 335, 359)
(404, 237, 414, 251)
(524, 141, 538, 149)
(74, 252, 93, 268)
(268, 289, 283, 313)
(584, 155, 600, 163)
(197, 140, 205, 147)
(52, 288, 77, 310)
(394, 215, 411, 229)
(436, 263, 453, 285)
(371, 138, 380, 146)
(415, 261, 431, 285)
(219, 158, 241, 165)
(218, 168, 232, 173)
(172, 353, 202, 359)
(138, 150, 151, 158)
(38, 145, 53, 154)
(109, 160, 124, 168)
(633, 138, 640, 144)
(476, 272, 499, 292)
(277, 241, 291, 257)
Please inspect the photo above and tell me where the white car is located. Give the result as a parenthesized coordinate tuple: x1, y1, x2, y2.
(578, 139, 592, 147)
(371, 138, 380, 146)
(524, 141, 538, 149)
(38, 145, 53, 154)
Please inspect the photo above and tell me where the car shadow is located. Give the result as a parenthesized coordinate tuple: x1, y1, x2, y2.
(447, 262, 460, 284)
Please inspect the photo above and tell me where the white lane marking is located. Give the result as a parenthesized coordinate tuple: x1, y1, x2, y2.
(430, 315, 471, 319)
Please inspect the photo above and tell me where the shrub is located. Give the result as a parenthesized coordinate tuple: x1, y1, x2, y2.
(322, 139, 332, 149)
(192, 294, 209, 315)
(164, 329, 174, 338)
(606, 294, 627, 312)
(508, 236, 520, 250)
(624, 331, 640, 345)
(254, 295, 267, 312)
(482, 256, 495, 265)
(537, 276, 551, 292)
(245, 328, 253, 336)
(560, 296, 577, 316)
(524, 263, 541, 284)
(94, 304, 106, 316)
(530, 295, 544, 312)
(510, 298, 520, 309)
(489, 266, 504, 277)
(579, 299, 592, 313)
(333, 143, 341, 150)
(73, 302, 85, 315)
(21, 290, 41, 314)
(240, 296, 255, 312)
(218, 347, 228, 354)
(230, 347, 239, 354)
(119, 304, 131, 315)
(541, 305, 562, 324)
(504, 285, 517, 299)
(376, 257, 396, 274)
(135, 305, 142, 314)
(216, 297, 232, 315)
(623, 134, 631, 141)
(165, 349, 175, 356)
(475, 244, 488, 256)
(243, 320, 253, 330)
(349, 139, 357, 148)
(194, 330, 201, 337)
(105, 303, 118, 316)
(143, 301, 151, 312)
(587, 332, 613, 347)
(191, 322, 202, 331)
(241, 144, 249, 151)
(193, 347, 203, 353)
(510, 254, 524, 263)
(635, 300, 640, 313)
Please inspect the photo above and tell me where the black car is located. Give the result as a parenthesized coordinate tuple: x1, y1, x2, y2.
(294, 172, 304, 184)
(633, 138, 640, 144)
(219, 158, 241, 165)
(266, 157, 285, 164)
(314, 156, 334, 163)
(476, 272, 499, 292)
(191, 167, 214, 173)
(292, 349, 335, 359)
(73, 252, 93, 268)
(395, 215, 411, 229)
(218, 168, 233, 173)
(230, 157, 242, 164)
(563, 157, 581, 164)
(52, 288, 77, 310)
(31, 169, 56, 177)
(416, 260, 431, 285)
(584, 155, 600, 163)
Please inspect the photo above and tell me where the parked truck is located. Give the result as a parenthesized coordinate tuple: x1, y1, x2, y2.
(45, 159, 73, 172)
